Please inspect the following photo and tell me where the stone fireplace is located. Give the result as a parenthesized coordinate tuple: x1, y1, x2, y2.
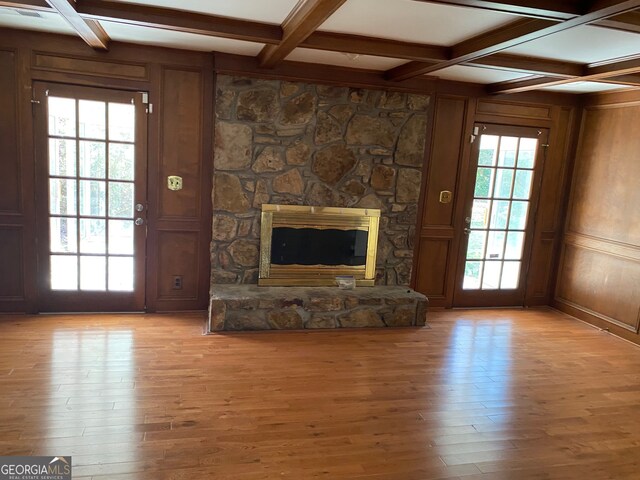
(208, 75, 430, 331)
(259, 204, 380, 286)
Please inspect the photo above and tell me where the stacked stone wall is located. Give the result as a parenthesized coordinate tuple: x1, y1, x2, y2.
(212, 75, 430, 285)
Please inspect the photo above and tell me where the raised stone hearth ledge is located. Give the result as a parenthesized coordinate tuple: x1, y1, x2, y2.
(208, 285, 428, 332)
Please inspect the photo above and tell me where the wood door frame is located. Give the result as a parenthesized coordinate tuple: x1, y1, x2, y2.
(452, 123, 549, 308)
(33, 81, 149, 312)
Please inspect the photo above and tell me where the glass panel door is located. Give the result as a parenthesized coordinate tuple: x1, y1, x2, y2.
(35, 83, 147, 312)
(454, 124, 547, 307)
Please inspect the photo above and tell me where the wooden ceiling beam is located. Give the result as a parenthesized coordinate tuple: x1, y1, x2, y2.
(411, 0, 581, 20)
(46, 0, 109, 49)
(412, 0, 640, 33)
(386, 0, 640, 81)
(488, 55, 640, 93)
(258, 0, 347, 68)
(0, 0, 50, 9)
(301, 31, 450, 62)
(76, 0, 282, 44)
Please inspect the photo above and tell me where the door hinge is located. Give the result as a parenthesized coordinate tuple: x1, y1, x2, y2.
(140, 92, 152, 114)
(470, 126, 480, 143)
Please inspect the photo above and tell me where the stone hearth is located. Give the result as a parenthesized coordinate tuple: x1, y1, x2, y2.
(208, 285, 428, 332)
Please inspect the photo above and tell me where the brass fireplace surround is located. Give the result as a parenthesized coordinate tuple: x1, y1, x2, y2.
(259, 204, 380, 287)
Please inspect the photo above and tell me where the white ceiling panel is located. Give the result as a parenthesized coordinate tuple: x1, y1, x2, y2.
(506, 25, 640, 64)
(102, 21, 264, 54)
(0, 8, 75, 36)
(319, 0, 516, 46)
(435, 65, 527, 84)
(108, 0, 299, 24)
(286, 48, 406, 70)
(541, 81, 633, 93)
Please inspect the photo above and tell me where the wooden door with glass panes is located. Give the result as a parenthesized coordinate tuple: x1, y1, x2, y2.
(34, 83, 148, 312)
(453, 124, 547, 307)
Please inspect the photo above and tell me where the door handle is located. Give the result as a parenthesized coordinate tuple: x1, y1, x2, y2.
(464, 227, 471, 235)
(135, 218, 144, 226)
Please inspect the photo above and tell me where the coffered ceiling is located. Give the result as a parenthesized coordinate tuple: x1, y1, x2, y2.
(1, 0, 640, 94)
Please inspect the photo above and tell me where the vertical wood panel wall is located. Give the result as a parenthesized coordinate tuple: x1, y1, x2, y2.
(0, 29, 212, 312)
(412, 93, 578, 308)
(554, 93, 640, 343)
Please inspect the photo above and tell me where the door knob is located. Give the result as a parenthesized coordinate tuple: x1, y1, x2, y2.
(465, 216, 471, 225)
(135, 203, 145, 212)
(464, 227, 471, 235)
(135, 218, 144, 226)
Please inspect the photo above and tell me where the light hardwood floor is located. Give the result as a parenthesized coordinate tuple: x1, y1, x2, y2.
(1, 308, 640, 479)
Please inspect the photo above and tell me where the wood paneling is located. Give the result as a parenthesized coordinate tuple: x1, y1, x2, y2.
(421, 96, 467, 227)
(555, 99, 640, 341)
(0, 227, 24, 301)
(556, 243, 639, 332)
(476, 99, 552, 121)
(156, 231, 200, 300)
(414, 237, 451, 298)
(413, 95, 468, 307)
(567, 105, 640, 245)
(159, 68, 203, 220)
(0, 28, 213, 313)
(413, 92, 577, 308)
(526, 106, 577, 305)
(0, 50, 20, 214)
(147, 65, 212, 312)
(33, 53, 148, 80)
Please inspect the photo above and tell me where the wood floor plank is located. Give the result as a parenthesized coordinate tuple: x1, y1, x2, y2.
(1, 308, 639, 479)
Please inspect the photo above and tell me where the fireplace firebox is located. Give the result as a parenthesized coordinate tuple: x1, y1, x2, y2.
(259, 204, 380, 286)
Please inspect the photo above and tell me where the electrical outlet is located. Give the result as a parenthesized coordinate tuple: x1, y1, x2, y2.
(172, 275, 183, 290)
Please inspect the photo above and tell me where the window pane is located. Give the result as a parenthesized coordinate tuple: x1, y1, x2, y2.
(482, 261, 501, 290)
(50, 179, 77, 215)
(48, 97, 75, 137)
(497, 136, 518, 167)
(486, 231, 505, 260)
(50, 217, 77, 253)
(109, 220, 134, 255)
(466, 231, 486, 260)
(471, 199, 491, 229)
(49, 138, 76, 177)
(80, 218, 106, 254)
(517, 138, 537, 169)
(474, 168, 494, 198)
(463, 261, 483, 290)
(505, 231, 525, 260)
(109, 182, 134, 218)
(109, 143, 135, 181)
(509, 201, 529, 230)
(80, 256, 106, 291)
(513, 170, 533, 200)
(79, 180, 106, 216)
(51, 255, 77, 290)
(501, 261, 521, 289)
(489, 200, 510, 229)
(79, 141, 106, 179)
(79, 100, 106, 139)
(109, 103, 135, 142)
(493, 169, 514, 198)
(478, 135, 498, 166)
(109, 256, 134, 291)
